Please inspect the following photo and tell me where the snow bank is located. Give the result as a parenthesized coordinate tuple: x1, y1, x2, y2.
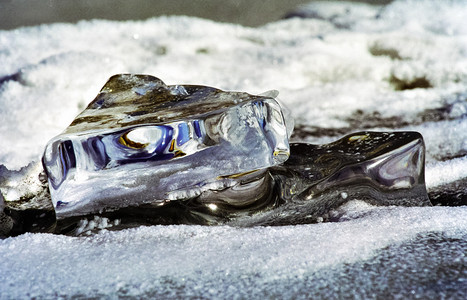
(1, 204, 466, 298)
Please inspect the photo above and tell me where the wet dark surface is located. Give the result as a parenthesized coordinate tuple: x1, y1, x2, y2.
(429, 178, 467, 207)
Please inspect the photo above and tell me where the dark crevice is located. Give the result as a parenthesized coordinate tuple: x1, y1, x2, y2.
(292, 95, 466, 141)
(348, 110, 410, 128)
(389, 74, 433, 91)
(0, 72, 25, 87)
(429, 177, 467, 206)
(436, 151, 467, 162)
(368, 45, 403, 60)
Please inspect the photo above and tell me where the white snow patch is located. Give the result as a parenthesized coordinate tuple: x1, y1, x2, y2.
(426, 156, 467, 188)
(0, 205, 466, 298)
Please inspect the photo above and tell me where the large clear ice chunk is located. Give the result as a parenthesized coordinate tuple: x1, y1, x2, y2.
(42, 74, 290, 218)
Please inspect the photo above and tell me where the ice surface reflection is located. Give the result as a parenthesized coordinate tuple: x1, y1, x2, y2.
(42, 74, 290, 219)
(35, 75, 430, 234)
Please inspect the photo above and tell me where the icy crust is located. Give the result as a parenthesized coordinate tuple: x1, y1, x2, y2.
(1, 205, 466, 299)
(42, 74, 290, 218)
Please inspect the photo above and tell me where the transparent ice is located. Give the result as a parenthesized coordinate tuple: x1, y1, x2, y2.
(40, 75, 431, 229)
(43, 128, 430, 232)
(42, 74, 290, 218)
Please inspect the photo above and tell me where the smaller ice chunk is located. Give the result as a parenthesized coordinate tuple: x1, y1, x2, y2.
(42, 74, 291, 218)
(226, 131, 431, 227)
(275, 131, 431, 207)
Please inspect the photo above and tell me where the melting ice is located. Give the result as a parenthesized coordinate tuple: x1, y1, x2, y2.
(42, 74, 289, 218)
(38, 74, 430, 230)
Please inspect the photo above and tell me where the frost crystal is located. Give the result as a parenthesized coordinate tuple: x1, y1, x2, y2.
(42, 74, 290, 218)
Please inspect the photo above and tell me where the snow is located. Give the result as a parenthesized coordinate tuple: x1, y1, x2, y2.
(1, 204, 466, 298)
(0, 0, 466, 298)
(426, 156, 467, 188)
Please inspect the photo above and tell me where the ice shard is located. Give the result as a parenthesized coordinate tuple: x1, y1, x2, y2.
(42, 74, 290, 218)
(52, 131, 430, 231)
(252, 131, 432, 226)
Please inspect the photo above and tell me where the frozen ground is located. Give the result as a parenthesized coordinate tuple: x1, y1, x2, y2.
(0, 0, 466, 298)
